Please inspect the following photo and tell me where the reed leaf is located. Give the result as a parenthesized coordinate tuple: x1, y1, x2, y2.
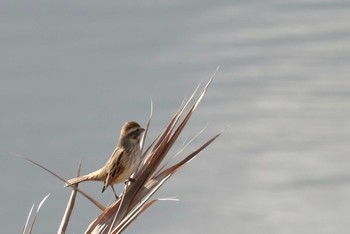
(2, 150, 105, 211)
(28, 194, 50, 234)
(58, 162, 82, 234)
(85, 68, 222, 234)
(22, 204, 35, 234)
(11, 67, 221, 234)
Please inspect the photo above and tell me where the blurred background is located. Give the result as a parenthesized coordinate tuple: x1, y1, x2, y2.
(1, 0, 350, 233)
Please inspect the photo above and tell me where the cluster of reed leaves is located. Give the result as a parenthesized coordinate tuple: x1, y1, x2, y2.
(20, 70, 222, 234)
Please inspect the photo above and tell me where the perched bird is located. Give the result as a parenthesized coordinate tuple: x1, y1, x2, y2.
(64, 121, 145, 196)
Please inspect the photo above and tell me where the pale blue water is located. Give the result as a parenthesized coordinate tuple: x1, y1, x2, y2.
(1, 1, 350, 233)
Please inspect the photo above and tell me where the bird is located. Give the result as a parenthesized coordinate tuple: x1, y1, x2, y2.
(64, 121, 145, 197)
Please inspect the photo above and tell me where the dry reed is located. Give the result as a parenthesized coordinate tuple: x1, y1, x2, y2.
(14, 69, 223, 234)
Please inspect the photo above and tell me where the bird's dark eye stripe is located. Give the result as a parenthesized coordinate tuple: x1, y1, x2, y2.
(128, 128, 141, 136)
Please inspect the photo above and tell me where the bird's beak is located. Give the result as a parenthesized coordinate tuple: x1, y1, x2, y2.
(140, 128, 145, 132)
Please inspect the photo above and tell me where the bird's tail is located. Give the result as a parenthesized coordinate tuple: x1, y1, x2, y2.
(64, 175, 89, 187)
(64, 168, 104, 187)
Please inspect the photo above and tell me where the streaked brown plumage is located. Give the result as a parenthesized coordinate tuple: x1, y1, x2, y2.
(64, 121, 144, 193)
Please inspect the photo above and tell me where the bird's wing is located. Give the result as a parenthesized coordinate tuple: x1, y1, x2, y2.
(102, 148, 125, 191)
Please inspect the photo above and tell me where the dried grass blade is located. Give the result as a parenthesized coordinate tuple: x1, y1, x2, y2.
(68, 186, 105, 211)
(22, 203, 35, 234)
(3, 150, 105, 211)
(58, 163, 82, 234)
(145, 72, 216, 169)
(141, 77, 212, 179)
(58, 190, 78, 234)
(155, 125, 207, 175)
(84, 162, 172, 233)
(157, 131, 223, 179)
(130, 132, 222, 209)
(147, 81, 200, 159)
(4, 150, 67, 181)
(128, 130, 212, 210)
(112, 198, 177, 234)
(141, 132, 161, 165)
(113, 174, 172, 233)
(117, 76, 217, 222)
(115, 138, 173, 223)
(140, 99, 153, 154)
(28, 193, 50, 234)
(111, 200, 158, 234)
(84, 200, 122, 234)
(136, 100, 153, 175)
(110, 130, 176, 227)
(126, 132, 222, 219)
(141, 90, 198, 179)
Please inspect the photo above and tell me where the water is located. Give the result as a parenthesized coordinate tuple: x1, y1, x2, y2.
(1, 1, 350, 233)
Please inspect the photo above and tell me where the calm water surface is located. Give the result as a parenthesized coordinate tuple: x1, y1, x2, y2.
(1, 1, 350, 233)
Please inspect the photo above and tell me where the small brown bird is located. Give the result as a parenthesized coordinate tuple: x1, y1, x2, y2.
(65, 121, 145, 195)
